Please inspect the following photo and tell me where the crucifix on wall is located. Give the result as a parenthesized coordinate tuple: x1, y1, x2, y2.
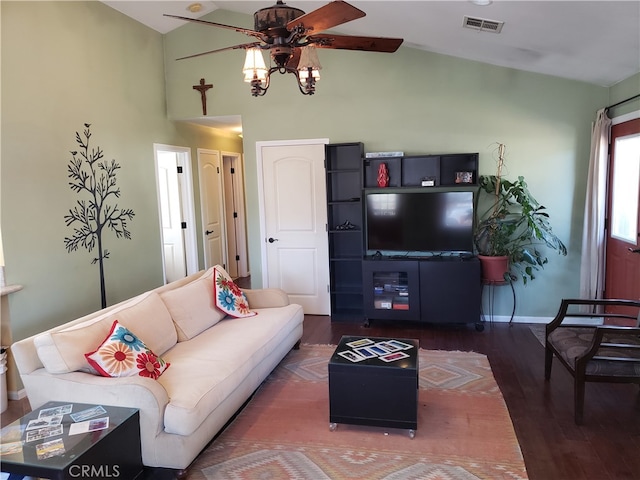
(193, 78, 213, 115)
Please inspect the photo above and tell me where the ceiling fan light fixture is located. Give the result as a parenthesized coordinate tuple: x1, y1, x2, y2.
(298, 46, 322, 75)
(297, 45, 321, 95)
(243, 48, 271, 96)
(242, 48, 268, 82)
(298, 68, 320, 81)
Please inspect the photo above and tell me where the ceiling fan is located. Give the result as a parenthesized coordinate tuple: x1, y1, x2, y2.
(165, 0, 404, 96)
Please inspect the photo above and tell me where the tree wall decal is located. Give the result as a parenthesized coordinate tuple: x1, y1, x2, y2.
(64, 124, 135, 308)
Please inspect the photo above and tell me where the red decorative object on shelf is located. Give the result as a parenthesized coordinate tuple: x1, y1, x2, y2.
(377, 163, 389, 187)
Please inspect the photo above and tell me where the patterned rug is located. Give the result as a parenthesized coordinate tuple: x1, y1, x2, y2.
(188, 345, 528, 480)
(529, 324, 546, 346)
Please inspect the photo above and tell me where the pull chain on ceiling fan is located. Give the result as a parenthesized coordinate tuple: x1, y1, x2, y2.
(165, 0, 404, 97)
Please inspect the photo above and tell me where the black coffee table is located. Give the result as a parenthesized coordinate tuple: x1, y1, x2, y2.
(328, 335, 419, 438)
(0, 401, 142, 480)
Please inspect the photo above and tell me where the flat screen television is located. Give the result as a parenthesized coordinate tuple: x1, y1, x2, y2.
(365, 190, 475, 254)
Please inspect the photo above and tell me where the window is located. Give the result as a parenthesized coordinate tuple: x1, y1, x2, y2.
(610, 133, 640, 244)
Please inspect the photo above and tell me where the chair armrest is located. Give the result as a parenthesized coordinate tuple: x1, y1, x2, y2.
(546, 299, 640, 337)
(242, 288, 291, 309)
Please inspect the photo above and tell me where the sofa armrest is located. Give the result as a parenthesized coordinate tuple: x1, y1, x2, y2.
(22, 369, 170, 437)
(12, 336, 44, 375)
(242, 288, 291, 309)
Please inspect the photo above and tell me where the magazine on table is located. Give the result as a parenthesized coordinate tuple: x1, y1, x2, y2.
(71, 405, 107, 422)
(69, 417, 110, 436)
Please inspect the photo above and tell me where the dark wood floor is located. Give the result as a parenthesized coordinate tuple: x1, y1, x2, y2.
(3, 316, 639, 479)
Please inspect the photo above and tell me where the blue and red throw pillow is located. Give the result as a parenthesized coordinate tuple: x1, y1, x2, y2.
(85, 320, 170, 379)
(213, 267, 257, 318)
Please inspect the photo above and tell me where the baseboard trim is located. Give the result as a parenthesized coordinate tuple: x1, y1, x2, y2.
(8, 388, 28, 401)
(483, 315, 605, 325)
(482, 315, 552, 324)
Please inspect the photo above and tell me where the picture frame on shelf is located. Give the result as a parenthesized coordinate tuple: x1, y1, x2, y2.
(455, 171, 473, 184)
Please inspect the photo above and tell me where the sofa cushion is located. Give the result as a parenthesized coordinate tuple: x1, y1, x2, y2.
(159, 268, 226, 341)
(158, 303, 303, 436)
(213, 267, 256, 318)
(85, 320, 170, 379)
(34, 291, 177, 374)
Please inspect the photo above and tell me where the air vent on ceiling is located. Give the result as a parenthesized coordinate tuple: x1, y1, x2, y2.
(463, 16, 504, 33)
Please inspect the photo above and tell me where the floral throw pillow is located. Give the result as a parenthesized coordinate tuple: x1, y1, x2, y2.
(214, 267, 257, 318)
(85, 320, 170, 379)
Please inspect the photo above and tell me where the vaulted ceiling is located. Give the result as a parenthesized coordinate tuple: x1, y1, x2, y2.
(103, 1, 639, 88)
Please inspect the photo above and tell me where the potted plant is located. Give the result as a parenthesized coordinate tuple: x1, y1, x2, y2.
(474, 144, 567, 284)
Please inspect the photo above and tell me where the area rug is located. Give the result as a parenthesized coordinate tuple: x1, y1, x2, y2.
(188, 345, 528, 480)
(529, 324, 546, 346)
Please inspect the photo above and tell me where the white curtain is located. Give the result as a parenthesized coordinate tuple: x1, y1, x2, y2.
(579, 108, 611, 300)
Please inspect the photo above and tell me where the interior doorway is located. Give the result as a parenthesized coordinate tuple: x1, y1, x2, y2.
(257, 139, 331, 315)
(222, 152, 249, 278)
(197, 150, 249, 279)
(153, 144, 198, 283)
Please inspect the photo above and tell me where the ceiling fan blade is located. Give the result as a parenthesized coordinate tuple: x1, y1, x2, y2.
(176, 42, 262, 61)
(287, 1, 365, 35)
(309, 34, 404, 53)
(164, 14, 268, 42)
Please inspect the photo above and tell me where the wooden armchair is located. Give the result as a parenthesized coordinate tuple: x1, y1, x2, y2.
(545, 298, 640, 424)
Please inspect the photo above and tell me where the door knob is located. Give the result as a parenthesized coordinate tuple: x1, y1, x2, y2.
(205, 230, 214, 235)
(628, 247, 640, 254)
(268, 237, 279, 243)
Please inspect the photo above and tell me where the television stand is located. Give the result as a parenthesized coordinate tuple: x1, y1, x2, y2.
(362, 256, 482, 330)
(388, 255, 425, 260)
(382, 252, 475, 261)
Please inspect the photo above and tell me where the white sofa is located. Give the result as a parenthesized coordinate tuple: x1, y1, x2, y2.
(11, 266, 304, 471)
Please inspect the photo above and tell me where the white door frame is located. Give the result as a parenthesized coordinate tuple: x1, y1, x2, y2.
(222, 151, 250, 277)
(153, 144, 199, 282)
(256, 138, 329, 287)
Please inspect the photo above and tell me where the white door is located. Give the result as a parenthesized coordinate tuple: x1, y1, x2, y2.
(198, 149, 227, 270)
(259, 141, 330, 314)
(154, 145, 199, 284)
(157, 152, 186, 283)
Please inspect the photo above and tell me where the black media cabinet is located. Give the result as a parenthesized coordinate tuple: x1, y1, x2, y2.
(325, 142, 482, 329)
(362, 256, 483, 331)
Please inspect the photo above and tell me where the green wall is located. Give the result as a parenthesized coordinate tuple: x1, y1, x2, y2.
(609, 73, 640, 117)
(163, 9, 631, 318)
(0, 2, 241, 341)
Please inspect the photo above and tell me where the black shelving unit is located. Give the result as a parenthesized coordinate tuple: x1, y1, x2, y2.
(326, 143, 365, 322)
(326, 146, 482, 327)
(364, 153, 479, 188)
(360, 151, 482, 329)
